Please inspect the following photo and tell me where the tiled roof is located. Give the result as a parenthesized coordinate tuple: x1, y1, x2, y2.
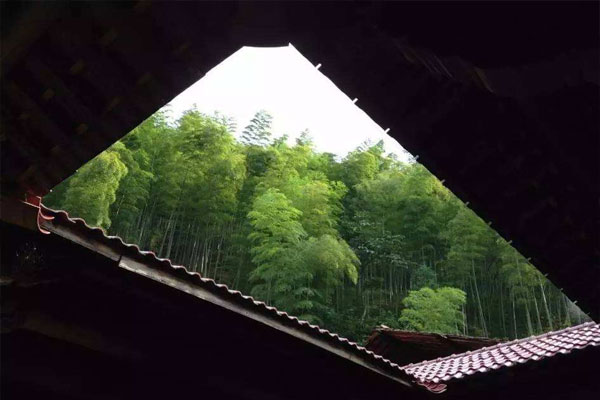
(36, 204, 416, 389)
(402, 322, 600, 393)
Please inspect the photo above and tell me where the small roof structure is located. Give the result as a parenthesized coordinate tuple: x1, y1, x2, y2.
(401, 322, 600, 394)
(366, 327, 501, 366)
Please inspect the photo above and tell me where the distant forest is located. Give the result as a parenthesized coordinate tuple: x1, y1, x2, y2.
(44, 109, 589, 342)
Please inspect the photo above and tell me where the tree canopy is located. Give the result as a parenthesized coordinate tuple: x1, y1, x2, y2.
(44, 108, 589, 343)
(400, 287, 467, 334)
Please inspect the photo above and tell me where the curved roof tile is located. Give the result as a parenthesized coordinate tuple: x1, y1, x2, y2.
(402, 322, 600, 390)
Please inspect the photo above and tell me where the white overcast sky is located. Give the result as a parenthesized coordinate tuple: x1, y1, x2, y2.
(165, 45, 411, 162)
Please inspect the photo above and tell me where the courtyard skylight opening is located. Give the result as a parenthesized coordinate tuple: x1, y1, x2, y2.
(42, 45, 591, 344)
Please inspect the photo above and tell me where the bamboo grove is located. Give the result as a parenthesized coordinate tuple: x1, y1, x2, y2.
(44, 109, 589, 343)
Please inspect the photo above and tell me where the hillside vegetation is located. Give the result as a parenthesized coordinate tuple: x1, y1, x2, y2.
(45, 109, 588, 342)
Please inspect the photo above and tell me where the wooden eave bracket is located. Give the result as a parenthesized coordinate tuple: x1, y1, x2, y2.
(0, 194, 54, 234)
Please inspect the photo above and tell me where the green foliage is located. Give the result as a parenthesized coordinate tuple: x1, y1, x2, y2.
(400, 287, 466, 334)
(43, 107, 587, 342)
(337, 149, 379, 189)
(179, 109, 246, 223)
(247, 188, 321, 320)
(43, 176, 72, 209)
(109, 132, 154, 238)
(412, 265, 437, 290)
(298, 234, 359, 286)
(60, 145, 128, 229)
(248, 188, 306, 265)
(240, 110, 273, 147)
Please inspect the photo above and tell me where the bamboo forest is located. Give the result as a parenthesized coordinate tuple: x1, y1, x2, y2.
(43, 109, 590, 343)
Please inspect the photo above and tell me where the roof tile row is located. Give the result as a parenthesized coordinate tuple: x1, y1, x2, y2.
(402, 322, 600, 391)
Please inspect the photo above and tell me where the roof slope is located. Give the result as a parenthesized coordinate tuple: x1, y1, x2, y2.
(402, 322, 600, 392)
(367, 328, 501, 366)
(36, 204, 417, 390)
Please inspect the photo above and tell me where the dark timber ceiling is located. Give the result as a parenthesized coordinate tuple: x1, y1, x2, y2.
(1, 2, 598, 319)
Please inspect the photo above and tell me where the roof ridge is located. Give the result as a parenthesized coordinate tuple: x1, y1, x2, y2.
(378, 328, 499, 342)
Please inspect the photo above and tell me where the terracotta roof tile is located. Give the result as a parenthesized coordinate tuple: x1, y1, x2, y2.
(402, 322, 600, 389)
